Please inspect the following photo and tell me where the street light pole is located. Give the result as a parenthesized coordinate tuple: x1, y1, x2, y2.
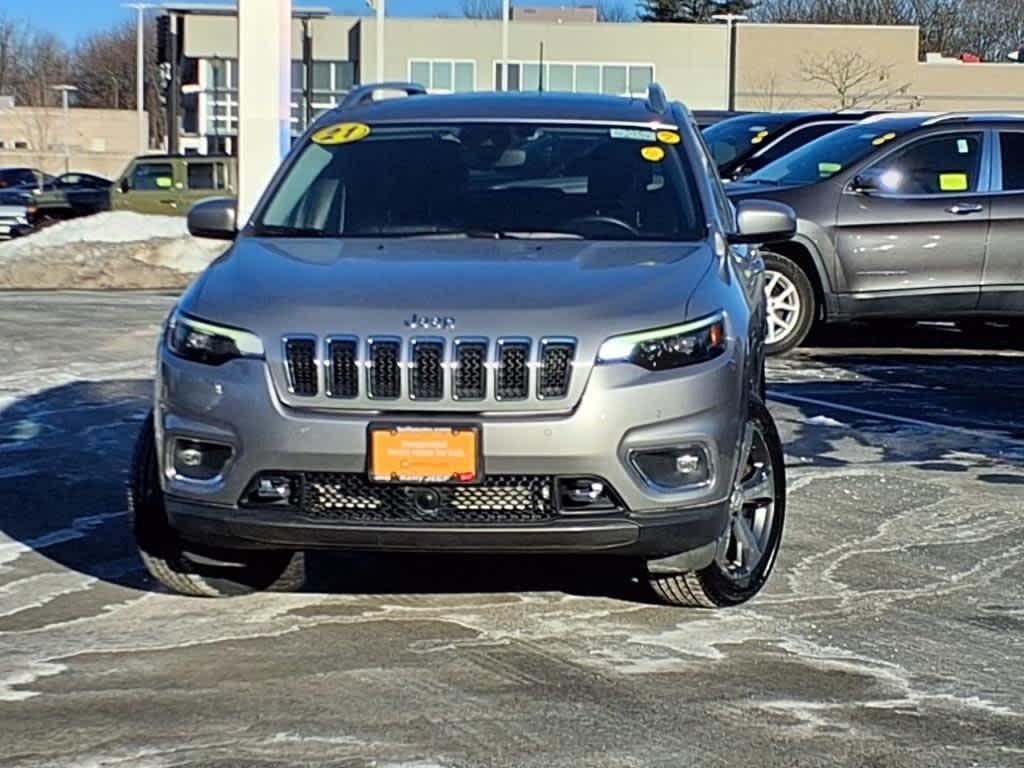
(365, 0, 385, 82)
(711, 13, 748, 112)
(122, 3, 154, 154)
(51, 85, 78, 174)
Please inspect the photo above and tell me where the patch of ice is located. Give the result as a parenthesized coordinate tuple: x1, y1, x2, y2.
(804, 414, 848, 428)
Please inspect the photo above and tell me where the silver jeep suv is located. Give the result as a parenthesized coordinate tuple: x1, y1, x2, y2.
(129, 83, 796, 607)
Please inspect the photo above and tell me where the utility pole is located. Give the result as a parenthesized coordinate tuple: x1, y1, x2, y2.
(712, 13, 747, 112)
(122, 3, 154, 154)
(501, 0, 510, 91)
(51, 85, 78, 174)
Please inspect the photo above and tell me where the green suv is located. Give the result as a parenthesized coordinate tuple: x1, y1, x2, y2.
(112, 155, 236, 216)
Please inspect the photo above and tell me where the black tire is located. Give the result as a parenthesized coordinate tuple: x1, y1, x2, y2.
(763, 252, 816, 356)
(128, 412, 305, 597)
(647, 398, 786, 608)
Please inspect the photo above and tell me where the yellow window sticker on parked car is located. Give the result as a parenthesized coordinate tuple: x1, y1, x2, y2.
(750, 130, 770, 145)
(939, 172, 969, 192)
(156, 176, 173, 189)
(641, 146, 666, 162)
(312, 122, 372, 145)
(872, 132, 897, 146)
(656, 130, 681, 145)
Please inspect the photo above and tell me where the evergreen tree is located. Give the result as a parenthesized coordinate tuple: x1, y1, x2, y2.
(639, 0, 758, 23)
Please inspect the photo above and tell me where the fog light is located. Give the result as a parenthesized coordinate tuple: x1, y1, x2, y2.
(172, 439, 232, 481)
(556, 477, 618, 512)
(631, 446, 712, 489)
(256, 475, 293, 501)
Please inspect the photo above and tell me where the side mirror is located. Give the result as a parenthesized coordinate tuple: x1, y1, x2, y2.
(119, 177, 131, 193)
(851, 173, 880, 194)
(728, 199, 797, 245)
(187, 197, 237, 241)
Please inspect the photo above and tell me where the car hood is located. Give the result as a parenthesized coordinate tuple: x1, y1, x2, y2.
(180, 237, 716, 413)
(185, 237, 715, 341)
(724, 180, 810, 201)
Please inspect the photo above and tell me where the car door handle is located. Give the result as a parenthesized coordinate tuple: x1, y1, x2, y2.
(946, 203, 984, 215)
(160, 199, 178, 207)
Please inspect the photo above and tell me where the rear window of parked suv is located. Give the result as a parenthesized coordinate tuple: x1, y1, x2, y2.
(258, 122, 705, 241)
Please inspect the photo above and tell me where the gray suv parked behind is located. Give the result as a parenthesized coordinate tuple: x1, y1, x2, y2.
(130, 84, 796, 607)
(727, 112, 1024, 354)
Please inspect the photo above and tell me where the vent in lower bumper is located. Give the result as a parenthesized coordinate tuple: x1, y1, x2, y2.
(296, 473, 559, 524)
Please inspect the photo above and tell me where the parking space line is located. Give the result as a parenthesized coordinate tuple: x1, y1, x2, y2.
(767, 390, 1024, 447)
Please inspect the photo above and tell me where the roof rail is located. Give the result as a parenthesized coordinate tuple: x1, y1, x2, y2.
(923, 111, 1024, 125)
(340, 82, 428, 110)
(646, 83, 669, 115)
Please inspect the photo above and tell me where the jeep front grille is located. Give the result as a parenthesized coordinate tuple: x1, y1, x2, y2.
(284, 338, 318, 396)
(327, 338, 359, 399)
(281, 335, 576, 405)
(496, 339, 531, 400)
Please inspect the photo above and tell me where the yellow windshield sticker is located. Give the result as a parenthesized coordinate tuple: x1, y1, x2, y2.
(750, 130, 770, 145)
(312, 122, 371, 145)
(872, 131, 897, 146)
(939, 172, 969, 192)
(641, 145, 665, 162)
(656, 130, 681, 145)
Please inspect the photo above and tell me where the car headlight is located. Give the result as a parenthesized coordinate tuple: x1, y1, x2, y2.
(166, 309, 264, 365)
(597, 313, 726, 371)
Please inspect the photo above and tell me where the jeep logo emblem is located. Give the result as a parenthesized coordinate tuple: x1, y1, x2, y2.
(405, 314, 456, 331)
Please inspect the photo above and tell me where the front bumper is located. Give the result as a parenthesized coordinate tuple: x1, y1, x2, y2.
(156, 341, 746, 558)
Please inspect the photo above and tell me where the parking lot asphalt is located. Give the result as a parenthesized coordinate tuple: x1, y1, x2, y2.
(1, 291, 1022, 768)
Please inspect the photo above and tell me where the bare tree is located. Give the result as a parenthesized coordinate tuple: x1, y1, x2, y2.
(597, 1, 636, 21)
(460, 0, 502, 18)
(744, 69, 795, 111)
(72, 22, 137, 109)
(800, 49, 919, 109)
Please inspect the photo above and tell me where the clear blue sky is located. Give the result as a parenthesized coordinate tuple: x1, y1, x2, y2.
(3, 0, 620, 43)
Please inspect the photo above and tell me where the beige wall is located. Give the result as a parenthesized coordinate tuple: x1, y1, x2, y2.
(358, 18, 730, 109)
(183, 14, 359, 60)
(735, 23, 1024, 111)
(0, 106, 145, 178)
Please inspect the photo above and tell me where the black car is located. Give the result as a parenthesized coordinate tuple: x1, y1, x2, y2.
(704, 111, 879, 181)
(691, 109, 753, 129)
(34, 172, 113, 219)
(726, 112, 1024, 354)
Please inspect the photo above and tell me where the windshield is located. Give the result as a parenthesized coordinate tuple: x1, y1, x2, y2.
(746, 119, 918, 186)
(702, 114, 798, 169)
(257, 122, 704, 241)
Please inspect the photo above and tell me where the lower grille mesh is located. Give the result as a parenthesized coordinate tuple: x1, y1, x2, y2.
(296, 473, 557, 524)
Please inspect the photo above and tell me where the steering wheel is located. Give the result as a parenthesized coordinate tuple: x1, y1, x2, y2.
(561, 215, 639, 238)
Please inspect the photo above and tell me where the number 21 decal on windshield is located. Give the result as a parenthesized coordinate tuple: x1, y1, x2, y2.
(312, 122, 372, 145)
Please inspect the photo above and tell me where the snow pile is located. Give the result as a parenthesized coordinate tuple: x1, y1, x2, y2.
(0, 212, 228, 290)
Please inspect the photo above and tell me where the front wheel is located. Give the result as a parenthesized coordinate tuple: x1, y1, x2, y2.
(763, 252, 816, 356)
(129, 412, 305, 597)
(647, 398, 786, 608)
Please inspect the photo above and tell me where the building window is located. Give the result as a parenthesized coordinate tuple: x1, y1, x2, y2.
(409, 59, 476, 93)
(494, 61, 654, 96)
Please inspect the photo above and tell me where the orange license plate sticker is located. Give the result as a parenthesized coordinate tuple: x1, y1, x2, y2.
(370, 427, 479, 483)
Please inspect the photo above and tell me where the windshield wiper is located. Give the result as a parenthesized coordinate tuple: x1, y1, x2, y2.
(396, 229, 583, 240)
(251, 224, 328, 238)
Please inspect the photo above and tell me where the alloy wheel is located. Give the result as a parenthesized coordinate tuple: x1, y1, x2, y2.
(718, 421, 778, 579)
(765, 270, 802, 345)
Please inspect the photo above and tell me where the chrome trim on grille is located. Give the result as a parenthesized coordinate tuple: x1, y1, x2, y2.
(324, 335, 360, 399)
(452, 336, 489, 401)
(282, 334, 319, 397)
(408, 336, 446, 401)
(366, 336, 403, 400)
(537, 337, 578, 400)
(495, 337, 532, 401)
